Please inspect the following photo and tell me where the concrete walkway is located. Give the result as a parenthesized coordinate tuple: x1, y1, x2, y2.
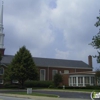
(0, 93, 91, 100)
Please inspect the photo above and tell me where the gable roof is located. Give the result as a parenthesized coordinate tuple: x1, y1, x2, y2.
(1, 55, 92, 69)
(33, 57, 92, 69)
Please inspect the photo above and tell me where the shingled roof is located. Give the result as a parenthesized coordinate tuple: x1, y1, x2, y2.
(1, 55, 92, 69)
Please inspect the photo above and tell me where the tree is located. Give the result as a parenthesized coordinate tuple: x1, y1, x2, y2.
(90, 15, 100, 63)
(4, 46, 39, 87)
(95, 70, 100, 85)
(53, 73, 63, 87)
(3, 64, 12, 83)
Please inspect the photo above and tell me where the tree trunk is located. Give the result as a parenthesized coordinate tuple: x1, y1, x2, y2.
(19, 80, 25, 89)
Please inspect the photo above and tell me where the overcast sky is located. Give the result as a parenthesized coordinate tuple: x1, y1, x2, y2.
(1, 0, 100, 70)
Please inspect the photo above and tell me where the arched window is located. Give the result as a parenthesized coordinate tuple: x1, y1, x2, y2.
(0, 79, 3, 84)
(0, 67, 4, 75)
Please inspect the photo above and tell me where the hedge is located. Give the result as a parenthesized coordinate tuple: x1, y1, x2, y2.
(24, 80, 53, 88)
(3, 83, 19, 89)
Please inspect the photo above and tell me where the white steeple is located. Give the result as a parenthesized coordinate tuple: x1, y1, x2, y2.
(0, 1, 4, 48)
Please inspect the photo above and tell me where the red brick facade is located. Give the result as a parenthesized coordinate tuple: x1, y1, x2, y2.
(38, 66, 92, 81)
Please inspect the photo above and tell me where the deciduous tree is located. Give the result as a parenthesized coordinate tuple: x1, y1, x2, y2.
(90, 15, 100, 63)
(95, 70, 100, 85)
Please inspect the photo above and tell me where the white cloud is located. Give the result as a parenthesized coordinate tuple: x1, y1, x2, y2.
(2, 0, 100, 68)
(55, 49, 69, 59)
(4, 0, 55, 56)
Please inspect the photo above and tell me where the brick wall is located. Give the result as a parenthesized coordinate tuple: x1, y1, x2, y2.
(38, 66, 92, 81)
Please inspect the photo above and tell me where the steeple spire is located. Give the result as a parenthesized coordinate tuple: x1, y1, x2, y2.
(0, 1, 5, 55)
(0, 1, 3, 33)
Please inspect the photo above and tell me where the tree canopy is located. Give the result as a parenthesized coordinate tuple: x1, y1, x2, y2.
(90, 15, 100, 63)
(95, 70, 100, 85)
(4, 46, 39, 87)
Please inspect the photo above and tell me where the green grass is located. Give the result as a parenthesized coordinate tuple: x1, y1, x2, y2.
(7, 92, 58, 98)
(43, 88, 100, 92)
(65, 89, 100, 92)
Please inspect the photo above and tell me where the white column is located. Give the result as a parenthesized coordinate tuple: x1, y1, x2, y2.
(70, 77, 72, 86)
(83, 76, 85, 86)
(76, 76, 78, 86)
(71, 77, 73, 86)
(89, 76, 91, 86)
(68, 77, 71, 86)
(48, 66, 49, 80)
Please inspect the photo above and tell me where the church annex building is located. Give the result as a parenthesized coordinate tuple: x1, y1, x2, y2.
(0, 2, 97, 87)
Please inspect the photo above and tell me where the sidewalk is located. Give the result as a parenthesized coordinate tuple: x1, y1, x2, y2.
(0, 93, 91, 100)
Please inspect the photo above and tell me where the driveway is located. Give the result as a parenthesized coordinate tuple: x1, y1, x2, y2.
(33, 90, 91, 99)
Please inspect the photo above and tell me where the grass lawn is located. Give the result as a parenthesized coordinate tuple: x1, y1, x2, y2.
(43, 88, 100, 92)
(65, 89, 100, 92)
(7, 91, 58, 98)
(67, 89, 100, 92)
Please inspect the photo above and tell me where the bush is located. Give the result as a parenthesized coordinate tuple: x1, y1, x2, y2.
(48, 83, 55, 88)
(24, 80, 53, 88)
(4, 83, 19, 89)
(48, 85, 54, 88)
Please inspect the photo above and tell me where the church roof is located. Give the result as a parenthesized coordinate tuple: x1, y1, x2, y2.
(1, 55, 92, 69)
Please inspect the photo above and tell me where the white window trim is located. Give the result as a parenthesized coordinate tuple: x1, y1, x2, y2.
(78, 77, 83, 84)
(85, 77, 89, 84)
(91, 77, 94, 83)
(40, 69, 46, 81)
(69, 75, 95, 87)
(73, 77, 76, 84)
(64, 70, 69, 74)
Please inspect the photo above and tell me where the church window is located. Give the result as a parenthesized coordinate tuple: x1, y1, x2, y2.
(40, 69, 46, 81)
(64, 70, 69, 74)
(0, 67, 4, 75)
(52, 70, 58, 80)
(0, 79, 3, 84)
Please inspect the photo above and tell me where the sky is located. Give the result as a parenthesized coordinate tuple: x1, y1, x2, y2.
(1, 0, 100, 70)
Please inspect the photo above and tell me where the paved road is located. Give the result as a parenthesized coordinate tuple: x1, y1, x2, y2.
(0, 95, 91, 100)
(0, 89, 91, 99)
